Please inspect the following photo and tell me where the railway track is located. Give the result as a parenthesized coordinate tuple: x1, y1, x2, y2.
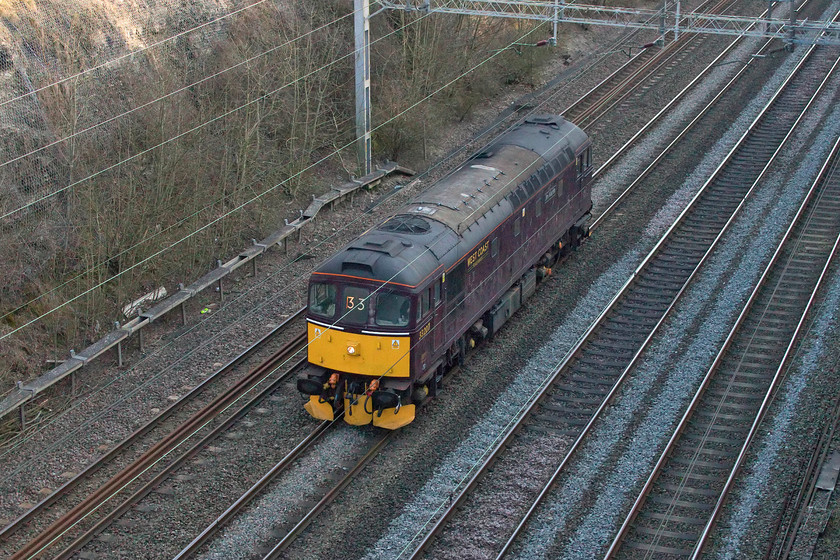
(119, 9, 758, 559)
(2, 312, 307, 559)
(4, 4, 828, 560)
(606, 101, 840, 559)
(257, 430, 392, 560)
(0, 13, 678, 559)
(170, 417, 338, 559)
(403, 14, 840, 559)
(563, 0, 740, 130)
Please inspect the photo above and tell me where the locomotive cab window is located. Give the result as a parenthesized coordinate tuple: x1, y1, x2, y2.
(491, 238, 499, 258)
(514, 217, 521, 237)
(342, 286, 370, 325)
(309, 283, 336, 318)
(433, 279, 441, 305)
(417, 289, 430, 320)
(375, 292, 411, 327)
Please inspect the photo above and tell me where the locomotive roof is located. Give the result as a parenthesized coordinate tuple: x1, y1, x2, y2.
(312, 116, 588, 289)
(398, 116, 586, 235)
(312, 220, 455, 288)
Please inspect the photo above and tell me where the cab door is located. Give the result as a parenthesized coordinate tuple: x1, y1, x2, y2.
(432, 277, 445, 352)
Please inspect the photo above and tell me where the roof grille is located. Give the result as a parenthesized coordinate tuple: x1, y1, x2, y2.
(379, 215, 431, 234)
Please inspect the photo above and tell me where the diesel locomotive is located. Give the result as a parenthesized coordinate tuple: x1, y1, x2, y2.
(297, 115, 593, 429)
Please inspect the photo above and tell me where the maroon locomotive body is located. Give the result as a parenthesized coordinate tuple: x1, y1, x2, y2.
(298, 115, 593, 428)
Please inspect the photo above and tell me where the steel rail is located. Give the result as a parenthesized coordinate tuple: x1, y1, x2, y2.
(0, 2, 730, 556)
(409, 42, 790, 560)
(591, 1, 787, 227)
(571, 29, 698, 128)
(0, 307, 307, 548)
(690, 142, 840, 560)
(564, 46, 657, 125)
(50, 348, 309, 560)
(10, 332, 307, 560)
(171, 418, 335, 559)
(564, 0, 736, 128)
(261, 431, 394, 560)
(604, 64, 840, 557)
(493, 28, 818, 559)
(411, 9, 838, 556)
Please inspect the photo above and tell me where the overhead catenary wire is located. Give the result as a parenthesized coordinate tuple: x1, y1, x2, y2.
(0, 18, 556, 461)
(3, 23, 665, 536)
(0, 0, 617, 339)
(0, 12, 542, 343)
(1, 5, 370, 221)
(0, 6, 437, 333)
(0, 8, 364, 325)
(0, 0, 655, 408)
(0, 0, 665, 343)
(0, 10, 356, 174)
(3, 101, 585, 539)
(1, 42, 593, 557)
(0, 0, 273, 110)
(0, 10, 566, 413)
(0, 6, 677, 538)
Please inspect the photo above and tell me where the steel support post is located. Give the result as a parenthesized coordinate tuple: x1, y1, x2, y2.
(675, 0, 681, 41)
(217, 260, 224, 302)
(659, 0, 666, 39)
(788, 0, 796, 50)
(355, 0, 372, 176)
(115, 321, 123, 366)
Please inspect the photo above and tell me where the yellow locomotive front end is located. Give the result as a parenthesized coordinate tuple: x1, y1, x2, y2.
(307, 321, 410, 378)
(297, 279, 418, 430)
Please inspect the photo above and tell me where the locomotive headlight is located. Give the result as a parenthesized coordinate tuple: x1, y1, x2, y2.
(347, 343, 359, 356)
(347, 346, 356, 355)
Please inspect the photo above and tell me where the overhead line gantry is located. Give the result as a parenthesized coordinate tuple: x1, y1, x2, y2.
(355, 0, 840, 173)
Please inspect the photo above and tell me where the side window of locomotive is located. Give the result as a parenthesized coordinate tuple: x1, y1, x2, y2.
(342, 286, 370, 325)
(514, 217, 521, 237)
(535, 197, 542, 218)
(539, 168, 552, 189)
(491, 237, 499, 258)
(545, 186, 557, 203)
(448, 263, 465, 302)
(309, 283, 336, 318)
(375, 292, 411, 327)
(526, 176, 541, 196)
(433, 280, 441, 306)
